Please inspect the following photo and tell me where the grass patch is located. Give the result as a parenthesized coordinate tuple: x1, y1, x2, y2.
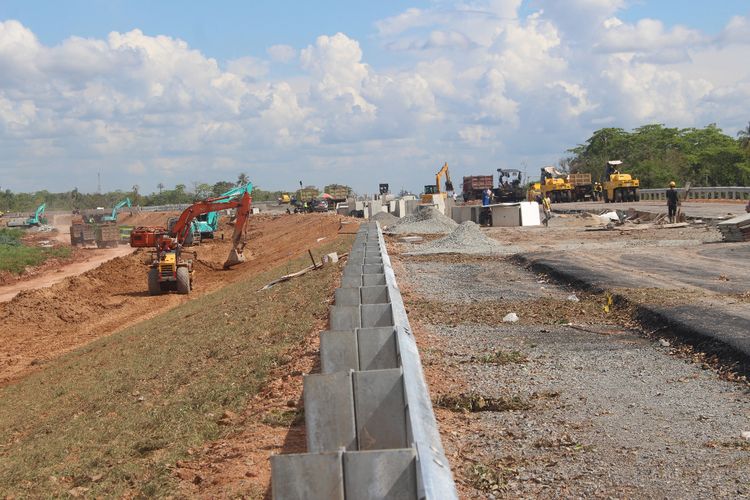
(434, 393, 531, 413)
(0, 236, 352, 498)
(475, 349, 527, 365)
(261, 408, 304, 428)
(0, 228, 72, 274)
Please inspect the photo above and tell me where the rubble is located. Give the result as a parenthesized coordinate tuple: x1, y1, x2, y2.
(717, 213, 750, 242)
(388, 206, 458, 234)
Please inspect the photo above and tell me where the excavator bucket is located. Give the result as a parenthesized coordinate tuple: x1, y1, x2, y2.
(445, 180, 454, 192)
(223, 248, 245, 269)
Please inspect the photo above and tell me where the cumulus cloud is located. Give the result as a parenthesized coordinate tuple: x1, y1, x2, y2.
(0, 3, 748, 194)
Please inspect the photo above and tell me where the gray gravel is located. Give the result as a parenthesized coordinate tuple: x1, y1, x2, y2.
(371, 211, 399, 227)
(408, 221, 504, 255)
(397, 255, 750, 498)
(388, 207, 458, 234)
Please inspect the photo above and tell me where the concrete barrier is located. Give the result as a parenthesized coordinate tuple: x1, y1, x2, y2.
(271, 221, 457, 499)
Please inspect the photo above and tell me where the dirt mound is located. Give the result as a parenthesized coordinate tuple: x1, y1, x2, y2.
(0, 213, 349, 385)
(371, 211, 399, 227)
(411, 221, 503, 254)
(388, 207, 458, 234)
(117, 210, 181, 227)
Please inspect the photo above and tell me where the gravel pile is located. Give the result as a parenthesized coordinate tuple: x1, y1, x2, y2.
(388, 207, 458, 234)
(371, 211, 399, 227)
(411, 221, 503, 254)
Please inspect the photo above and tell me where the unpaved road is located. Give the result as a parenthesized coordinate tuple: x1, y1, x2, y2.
(392, 249, 750, 498)
(0, 246, 135, 302)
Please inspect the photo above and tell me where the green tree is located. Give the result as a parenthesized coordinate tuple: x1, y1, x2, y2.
(737, 121, 750, 151)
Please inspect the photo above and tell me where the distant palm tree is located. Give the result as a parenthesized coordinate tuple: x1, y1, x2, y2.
(157, 182, 164, 194)
(237, 172, 249, 187)
(738, 121, 750, 150)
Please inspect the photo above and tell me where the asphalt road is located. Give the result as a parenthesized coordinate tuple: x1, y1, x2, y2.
(556, 200, 747, 219)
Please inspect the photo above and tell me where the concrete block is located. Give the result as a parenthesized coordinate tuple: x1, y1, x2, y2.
(358, 327, 398, 371)
(353, 368, 407, 450)
(343, 449, 417, 500)
(341, 274, 364, 288)
(361, 304, 394, 327)
(304, 372, 357, 452)
(360, 286, 389, 304)
(343, 265, 364, 277)
(363, 255, 383, 265)
(271, 451, 344, 500)
(362, 274, 386, 286)
(489, 204, 520, 227)
(362, 264, 384, 274)
(330, 305, 360, 330)
(335, 287, 361, 306)
(320, 330, 359, 373)
(520, 201, 541, 226)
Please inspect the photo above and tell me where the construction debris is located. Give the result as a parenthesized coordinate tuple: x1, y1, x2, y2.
(717, 213, 750, 242)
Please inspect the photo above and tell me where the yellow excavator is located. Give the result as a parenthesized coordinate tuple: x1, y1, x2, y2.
(421, 162, 454, 204)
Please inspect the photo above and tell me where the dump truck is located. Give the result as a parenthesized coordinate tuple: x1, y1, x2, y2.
(568, 173, 601, 201)
(462, 175, 493, 201)
(603, 160, 640, 203)
(69, 215, 96, 246)
(324, 184, 351, 203)
(296, 186, 319, 202)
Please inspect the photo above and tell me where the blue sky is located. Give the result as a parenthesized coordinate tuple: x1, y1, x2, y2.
(0, 0, 748, 194)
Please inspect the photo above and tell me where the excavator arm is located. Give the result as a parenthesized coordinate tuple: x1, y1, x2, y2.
(435, 162, 454, 193)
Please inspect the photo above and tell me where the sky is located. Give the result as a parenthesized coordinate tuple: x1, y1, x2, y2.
(1, 0, 749, 195)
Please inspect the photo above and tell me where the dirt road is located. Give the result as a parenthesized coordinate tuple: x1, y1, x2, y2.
(0, 213, 346, 385)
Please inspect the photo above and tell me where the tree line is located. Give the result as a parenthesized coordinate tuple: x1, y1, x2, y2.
(565, 122, 750, 188)
(0, 173, 287, 212)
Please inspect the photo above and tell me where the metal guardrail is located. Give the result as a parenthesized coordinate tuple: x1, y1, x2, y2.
(270, 221, 457, 499)
(639, 186, 750, 201)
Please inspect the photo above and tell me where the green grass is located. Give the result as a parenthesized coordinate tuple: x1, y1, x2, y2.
(0, 236, 352, 497)
(0, 228, 72, 274)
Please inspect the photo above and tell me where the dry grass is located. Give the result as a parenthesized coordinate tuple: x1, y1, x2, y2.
(0, 236, 352, 498)
(433, 393, 531, 413)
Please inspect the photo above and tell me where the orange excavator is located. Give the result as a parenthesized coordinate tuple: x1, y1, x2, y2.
(130, 191, 252, 295)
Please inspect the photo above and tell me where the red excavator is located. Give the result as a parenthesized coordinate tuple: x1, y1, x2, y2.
(130, 191, 252, 295)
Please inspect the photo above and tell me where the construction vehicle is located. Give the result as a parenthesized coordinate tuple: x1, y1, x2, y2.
(539, 166, 574, 203)
(102, 198, 131, 223)
(278, 194, 291, 204)
(129, 191, 252, 295)
(421, 162, 454, 204)
(324, 184, 351, 203)
(602, 160, 640, 203)
(194, 182, 252, 239)
(70, 214, 96, 246)
(95, 224, 120, 248)
(7, 203, 47, 227)
(494, 169, 526, 202)
(567, 173, 601, 201)
(462, 175, 493, 201)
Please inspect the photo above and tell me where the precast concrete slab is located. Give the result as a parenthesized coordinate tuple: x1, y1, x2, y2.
(271, 451, 345, 500)
(363, 264, 385, 274)
(360, 286, 389, 304)
(330, 305, 361, 330)
(353, 368, 407, 450)
(304, 372, 357, 452)
(341, 274, 364, 288)
(362, 274, 386, 286)
(364, 255, 383, 265)
(357, 327, 399, 371)
(334, 287, 361, 306)
(361, 303, 394, 327)
(320, 330, 359, 373)
(344, 449, 418, 500)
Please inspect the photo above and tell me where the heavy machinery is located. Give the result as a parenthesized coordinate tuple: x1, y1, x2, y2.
(421, 162, 454, 204)
(567, 173, 600, 201)
(129, 191, 252, 295)
(602, 160, 640, 202)
(494, 169, 526, 202)
(278, 193, 291, 204)
(462, 175, 493, 201)
(70, 214, 96, 246)
(102, 198, 131, 223)
(194, 182, 252, 239)
(539, 166, 574, 203)
(7, 203, 47, 227)
(527, 182, 542, 202)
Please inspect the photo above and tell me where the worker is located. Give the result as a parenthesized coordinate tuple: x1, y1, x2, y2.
(666, 181, 679, 223)
(542, 193, 552, 227)
(482, 188, 492, 206)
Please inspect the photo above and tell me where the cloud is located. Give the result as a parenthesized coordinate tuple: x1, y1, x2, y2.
(267, 44, 297, 63)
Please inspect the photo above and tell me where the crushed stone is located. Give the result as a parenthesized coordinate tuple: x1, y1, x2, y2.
(371, 211, 399, 227)
(409, 221, 504, 254)
(388, 207, 459, 235)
